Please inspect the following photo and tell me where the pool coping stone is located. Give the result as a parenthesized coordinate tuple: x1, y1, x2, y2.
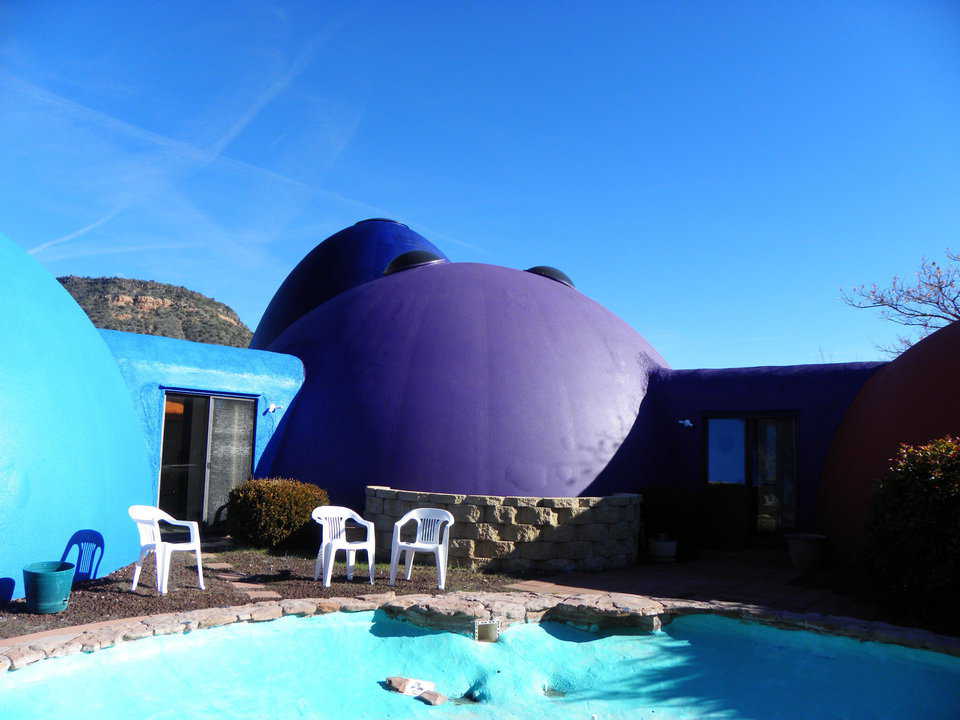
(2, 590, 958, 673)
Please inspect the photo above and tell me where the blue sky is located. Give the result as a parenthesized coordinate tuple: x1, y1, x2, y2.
(2, 1, 958, 368)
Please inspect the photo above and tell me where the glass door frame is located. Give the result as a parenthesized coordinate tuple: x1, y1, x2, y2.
(157, 387, 259, 525)
(702, 411, 799, 536)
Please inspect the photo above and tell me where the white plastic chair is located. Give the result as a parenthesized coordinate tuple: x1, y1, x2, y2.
(312, 506, 376, 587)
(128, 505, 205, 595)
(389, 508, 454, 590)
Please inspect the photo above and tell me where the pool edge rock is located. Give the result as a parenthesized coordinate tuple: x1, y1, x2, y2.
(2, 590, 959, 671)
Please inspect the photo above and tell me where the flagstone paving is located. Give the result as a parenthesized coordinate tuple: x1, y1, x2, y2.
(197, 560, 284, 601)
(3, 588, 958, 675)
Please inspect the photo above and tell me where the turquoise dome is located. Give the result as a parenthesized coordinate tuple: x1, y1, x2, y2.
(0, 238, 154, 600)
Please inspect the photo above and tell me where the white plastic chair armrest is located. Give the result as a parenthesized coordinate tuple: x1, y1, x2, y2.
(392, 517, 414, 543)
(165, 518, 202, 544)
(359, 518, 375, 539)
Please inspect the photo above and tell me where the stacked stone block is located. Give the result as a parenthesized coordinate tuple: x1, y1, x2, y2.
(364, 486, 642, 573)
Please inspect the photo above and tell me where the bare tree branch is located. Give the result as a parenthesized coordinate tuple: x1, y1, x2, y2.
(842, 250, 960, 357)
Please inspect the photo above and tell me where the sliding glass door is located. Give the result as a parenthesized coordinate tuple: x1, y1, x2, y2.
(206, 397, 257, 526)
(158, 392, 256, 526)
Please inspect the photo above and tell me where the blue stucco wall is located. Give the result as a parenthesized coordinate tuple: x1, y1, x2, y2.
(598, 362, 884, 531)
(99, 330, 304, 490)
(0, 239, 156, 601)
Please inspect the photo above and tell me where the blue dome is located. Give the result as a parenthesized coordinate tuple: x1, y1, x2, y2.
(251, 219, 447, 349)
(0, 238, 154, 600)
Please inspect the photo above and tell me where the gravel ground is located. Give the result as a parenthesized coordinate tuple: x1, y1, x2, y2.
(0, 547, 523, 641)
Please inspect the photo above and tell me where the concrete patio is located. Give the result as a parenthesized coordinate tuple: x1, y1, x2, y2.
(508, 547, 884, 622)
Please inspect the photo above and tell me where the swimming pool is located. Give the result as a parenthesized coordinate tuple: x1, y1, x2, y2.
(2, 611, 958, 719)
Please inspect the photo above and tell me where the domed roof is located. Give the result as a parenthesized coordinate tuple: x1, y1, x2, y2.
(0, 238, 154, 598)
(819, 323, 960, 561)
(258, 261, 666, 506)
(251, 219, 447, 349)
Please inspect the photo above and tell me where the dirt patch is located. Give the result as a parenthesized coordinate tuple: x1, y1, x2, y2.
(0, 548, 523, 641)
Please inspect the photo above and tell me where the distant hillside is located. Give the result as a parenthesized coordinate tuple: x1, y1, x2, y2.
(58, 276, 253, 348)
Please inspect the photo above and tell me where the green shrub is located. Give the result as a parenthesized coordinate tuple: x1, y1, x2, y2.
(865, 435, 960, 629)
(227, 477, 329, 550)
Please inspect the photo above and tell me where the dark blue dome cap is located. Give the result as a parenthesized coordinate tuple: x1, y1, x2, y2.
(251, 219, 447, 349)
(526, 266, 574, 288)
(356, 218, 408, 226)
(383, 250, 447, 275)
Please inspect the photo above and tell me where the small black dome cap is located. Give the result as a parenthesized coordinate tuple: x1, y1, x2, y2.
(384, 250, 447, 275)
(355, 218, 408, 228)
(525, 266, 574, 288)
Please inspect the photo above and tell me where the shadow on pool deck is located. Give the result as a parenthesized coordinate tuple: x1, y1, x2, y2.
(507, 546, 886, 622)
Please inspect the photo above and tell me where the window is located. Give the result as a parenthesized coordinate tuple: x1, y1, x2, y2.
(707, 418, 746, 484)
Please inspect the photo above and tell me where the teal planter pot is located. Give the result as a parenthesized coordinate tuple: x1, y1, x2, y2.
(23, 561, 75, 614)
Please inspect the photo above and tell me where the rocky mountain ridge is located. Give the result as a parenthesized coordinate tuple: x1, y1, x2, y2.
(58, 276, 253, 348)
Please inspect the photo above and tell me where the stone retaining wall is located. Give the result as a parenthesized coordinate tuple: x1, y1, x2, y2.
(364, 486, 642, 573)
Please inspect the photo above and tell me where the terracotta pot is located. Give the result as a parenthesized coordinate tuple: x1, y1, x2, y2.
(648, 537, 678, 563)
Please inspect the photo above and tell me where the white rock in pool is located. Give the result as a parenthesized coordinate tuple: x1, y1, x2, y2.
(386, 676, 436, 696)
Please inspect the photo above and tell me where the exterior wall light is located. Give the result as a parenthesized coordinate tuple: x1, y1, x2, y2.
(678, 419, 694, 428)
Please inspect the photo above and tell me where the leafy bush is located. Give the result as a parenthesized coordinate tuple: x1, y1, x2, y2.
(865, 435, 960, 629)
(227, 478, 329, 550)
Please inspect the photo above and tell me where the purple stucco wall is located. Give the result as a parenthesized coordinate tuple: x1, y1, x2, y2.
(605, 362, 883, 531)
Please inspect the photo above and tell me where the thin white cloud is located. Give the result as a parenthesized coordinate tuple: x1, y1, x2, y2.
(0, 72, 206, 162)
(2, 21, 481, 268)
(3, 70, 458, 247)
(41, 242, 196, 262)
(28, 208, 123, 255)
(6, 69, 310, 259)
(0, 71, 310, 190)
(208, 33, 327, 159)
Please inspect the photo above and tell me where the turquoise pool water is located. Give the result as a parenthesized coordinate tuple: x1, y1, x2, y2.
(2, 612, 959, 719)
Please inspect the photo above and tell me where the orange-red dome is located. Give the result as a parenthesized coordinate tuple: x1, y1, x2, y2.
(818, 322, 960, 562)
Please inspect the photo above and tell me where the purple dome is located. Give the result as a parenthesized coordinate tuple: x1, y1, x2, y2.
(257, 261, 666, 505)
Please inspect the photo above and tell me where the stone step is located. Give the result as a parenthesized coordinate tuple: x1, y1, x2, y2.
(213, 572, 245, 582)
(230, 582, 266, 591)
(244, 590, 281, 600)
